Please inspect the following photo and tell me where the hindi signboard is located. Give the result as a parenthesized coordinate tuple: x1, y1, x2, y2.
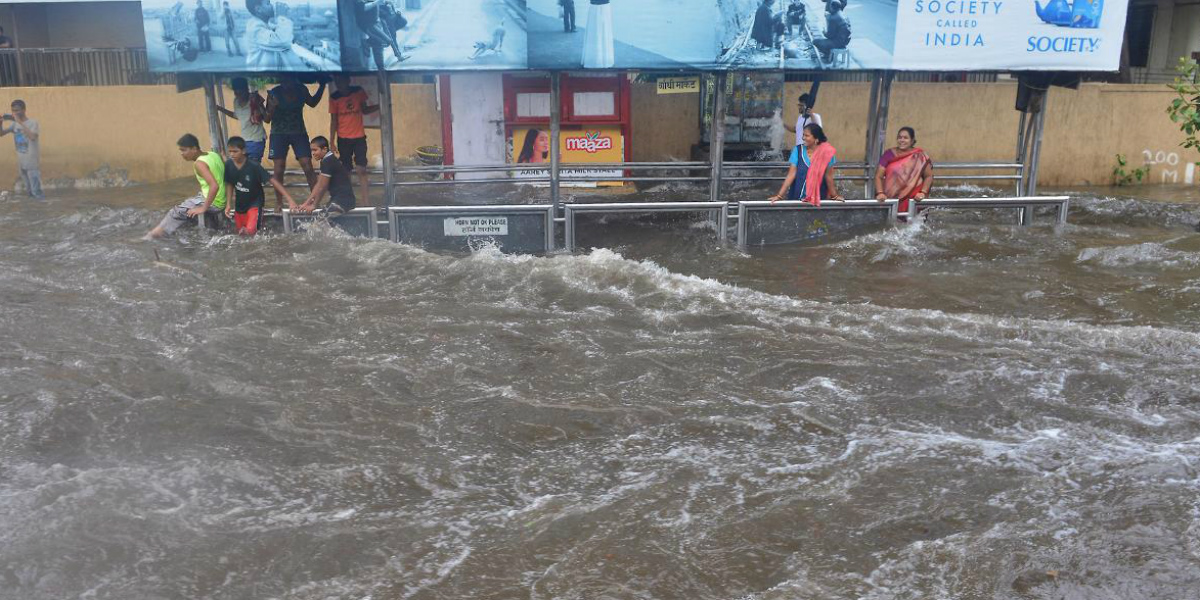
(657, 76, 701, 95)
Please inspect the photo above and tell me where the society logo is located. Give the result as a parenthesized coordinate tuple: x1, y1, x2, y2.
(1034, 0, 1103, 28)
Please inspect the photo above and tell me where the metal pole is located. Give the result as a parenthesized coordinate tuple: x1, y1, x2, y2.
(214, 76, 230, 144)
(708, 71, 727, 205)
(550, 71, 562, 223)
(863, 72, 881, 198)
(1014, 109, 1028, 165)
(1026, 90, 1048, 198)
(12, 17, 23, 86)
(1014, 109, 1028, 195)
(378, 70, 397, 207)
(866, 71, 893, 199)
(203, 76, 224, 155)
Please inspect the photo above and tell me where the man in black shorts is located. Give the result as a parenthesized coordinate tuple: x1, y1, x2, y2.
(329, 75, 378, 206)
(298, 136, 356, 215)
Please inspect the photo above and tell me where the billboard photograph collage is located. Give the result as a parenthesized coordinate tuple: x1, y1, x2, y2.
(142, 0, 1128, 73)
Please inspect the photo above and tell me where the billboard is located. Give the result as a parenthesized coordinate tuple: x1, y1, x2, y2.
(892, 0, 1127, 70)
(142, 0, 341, 72)
(510, 125, 625, 184)
(526, 0, 894, 70)
(138, 0, 1129, 72)
(340, 0, 526, 71)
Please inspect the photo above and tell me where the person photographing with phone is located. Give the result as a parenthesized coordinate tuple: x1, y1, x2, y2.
(1, 100, 44, 200)
(783, 93, 822, 148)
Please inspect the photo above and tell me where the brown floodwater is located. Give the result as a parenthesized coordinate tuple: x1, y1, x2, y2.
(1, 179, 1198, 599)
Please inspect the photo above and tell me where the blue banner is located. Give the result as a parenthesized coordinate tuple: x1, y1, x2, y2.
(140, 0, 1129, 72)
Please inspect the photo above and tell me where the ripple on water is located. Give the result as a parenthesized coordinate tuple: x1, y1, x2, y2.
(0, 186, 1199, 598)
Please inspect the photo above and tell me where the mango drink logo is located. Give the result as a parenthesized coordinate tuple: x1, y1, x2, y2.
(565, 131, 614, 154)
(1034, 0, 1103, 29)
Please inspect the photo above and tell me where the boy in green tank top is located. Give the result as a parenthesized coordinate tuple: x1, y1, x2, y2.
(145, 133, 227, 239)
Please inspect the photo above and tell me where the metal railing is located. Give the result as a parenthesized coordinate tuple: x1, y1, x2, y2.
(386, 159, 1022, 194)
(392, 161, 712, 186)
(564, 201, 728, 251)
(0, 48, 173, 87)
(908, 196, 1069, 225)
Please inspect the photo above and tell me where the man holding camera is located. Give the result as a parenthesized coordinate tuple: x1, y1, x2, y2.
(1, 100, 43, 200)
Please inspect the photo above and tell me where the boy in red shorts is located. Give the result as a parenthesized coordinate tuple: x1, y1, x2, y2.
(223, 136, 297, 235)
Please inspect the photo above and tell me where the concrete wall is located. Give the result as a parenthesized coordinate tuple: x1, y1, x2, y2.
(0, 81, 1194, 190)
(0, 83, 444, 188)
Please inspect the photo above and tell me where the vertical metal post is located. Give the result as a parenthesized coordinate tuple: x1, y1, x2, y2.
(862, 72, 882, 198)
(1026, 90, 1048, 198)
(1014, 110, 1028, 164)
(550, 71, 562, 223)
(214, 77, 230, 142)
(866, 72, 893, 199)
(203, 76, 225, 155)
(378, 70, 397, 207)
(708, 71, 728, 205)
(12, 16, 23, 86)
(1014, 110, 1028, 195)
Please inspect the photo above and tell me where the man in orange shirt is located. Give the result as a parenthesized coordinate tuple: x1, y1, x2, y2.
(329, 75, 379, 206)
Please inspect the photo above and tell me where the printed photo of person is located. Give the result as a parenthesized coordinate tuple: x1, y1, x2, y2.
(527, 0, 894, 70)
(141, 0, 341, 72)
(747, 0, 894, 70)
(528, 0, 718, 69)
(516, 129, 550, 164)
(340, 0, 526, 71)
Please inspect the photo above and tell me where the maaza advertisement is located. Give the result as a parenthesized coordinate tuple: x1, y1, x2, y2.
(509, 126, 624, 186)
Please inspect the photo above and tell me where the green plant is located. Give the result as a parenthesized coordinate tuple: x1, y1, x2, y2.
(1166, 56, 1200, 156)
(1112, 154, 1150, 186)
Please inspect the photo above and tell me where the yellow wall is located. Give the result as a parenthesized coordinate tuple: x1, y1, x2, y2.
(631, 82, 701, 162)
(0, 82, 1193, 190)
(773, 81, 1192, 186)
(0, 83, 445, 188)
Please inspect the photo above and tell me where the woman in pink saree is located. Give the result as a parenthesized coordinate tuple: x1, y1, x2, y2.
(874, 127, 933, 214)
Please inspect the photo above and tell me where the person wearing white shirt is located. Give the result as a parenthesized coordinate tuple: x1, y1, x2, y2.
(784, 93, 822, 147)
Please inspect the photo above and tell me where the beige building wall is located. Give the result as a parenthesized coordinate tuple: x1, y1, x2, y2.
(0, 83, 444, 188)
(775, 81, 1192, 186)
(0, 82, 1193, 191)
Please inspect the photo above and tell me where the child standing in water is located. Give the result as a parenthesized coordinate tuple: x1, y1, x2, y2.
(223, 136, 297, 236)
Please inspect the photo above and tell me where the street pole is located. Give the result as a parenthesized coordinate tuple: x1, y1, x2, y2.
(378, 69, 397, 207)
(708, 71, 727, 205)
(1026, 89, 1048, 198)
(203, 76, 224, 155)
(550, 71, 562, 242)
(865, 71, 893, 199)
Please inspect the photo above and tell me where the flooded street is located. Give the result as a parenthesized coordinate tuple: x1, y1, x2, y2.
(2, 181, 1199, 599)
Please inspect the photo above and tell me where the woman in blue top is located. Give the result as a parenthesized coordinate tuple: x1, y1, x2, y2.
(770, 123, 843, 203)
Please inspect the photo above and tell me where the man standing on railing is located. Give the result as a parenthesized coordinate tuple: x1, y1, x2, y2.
(1, 100, 43, 200)
(0, 26, 13, 49)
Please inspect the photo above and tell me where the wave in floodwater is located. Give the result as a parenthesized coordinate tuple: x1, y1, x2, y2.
(1, 186, 1199, 599)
